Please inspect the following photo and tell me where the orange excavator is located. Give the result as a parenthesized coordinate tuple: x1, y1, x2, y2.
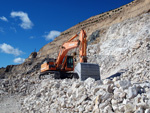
(40, 29, 100, 80)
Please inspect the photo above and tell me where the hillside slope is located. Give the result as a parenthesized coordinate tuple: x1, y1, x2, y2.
(88, 12, 150, 79)
(38, 0, 150, 58)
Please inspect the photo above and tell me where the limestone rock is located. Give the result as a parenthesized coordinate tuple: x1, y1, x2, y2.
(119, 80, 131, 89)
(103, 79, 113, 85)
(127, 86, 138, 99)
(124, 103, 135, 113)
(145, 109, 150, 113)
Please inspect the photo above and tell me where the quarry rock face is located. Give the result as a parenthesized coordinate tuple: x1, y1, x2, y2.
(88, 13, 150, 79)
(1, 0, 150, 112)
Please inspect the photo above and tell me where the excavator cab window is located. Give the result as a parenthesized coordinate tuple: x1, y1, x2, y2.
(67, 56, 73, 68)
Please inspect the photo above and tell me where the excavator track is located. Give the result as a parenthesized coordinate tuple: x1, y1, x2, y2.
(39, 71, 79, 80)
(39, 71, 60, 79)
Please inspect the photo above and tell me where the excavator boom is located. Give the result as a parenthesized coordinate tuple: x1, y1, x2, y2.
(55, 29, 87, 67)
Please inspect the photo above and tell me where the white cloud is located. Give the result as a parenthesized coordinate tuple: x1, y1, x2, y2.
(13, 57, 25, 64)
(29, 36, 35, 39)
(0, 43, 24, 56)
(0, 16, 8, 22)
(44, 30, 61, 40)
(11, 11, 33, 29)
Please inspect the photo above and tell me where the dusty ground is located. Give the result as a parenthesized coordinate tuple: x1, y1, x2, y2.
(0, 95, 21, 113)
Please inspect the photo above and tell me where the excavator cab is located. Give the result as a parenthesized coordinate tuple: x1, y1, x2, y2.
(61, 56, 74, 71)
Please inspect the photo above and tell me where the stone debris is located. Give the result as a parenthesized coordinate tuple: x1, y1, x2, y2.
(18, 76, 150, 113)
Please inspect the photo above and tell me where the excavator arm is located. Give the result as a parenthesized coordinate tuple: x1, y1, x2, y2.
(79, 29, 87, 62)
(55, 29, 87, 68)
(55, 41, 79, 69)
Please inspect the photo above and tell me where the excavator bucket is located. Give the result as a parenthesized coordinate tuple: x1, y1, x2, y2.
(74, 63, 100, 81)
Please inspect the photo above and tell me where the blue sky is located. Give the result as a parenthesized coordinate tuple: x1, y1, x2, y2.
(0, 0, 133, 68)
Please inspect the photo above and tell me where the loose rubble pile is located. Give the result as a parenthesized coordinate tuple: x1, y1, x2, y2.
(21, 76, 150, 113)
